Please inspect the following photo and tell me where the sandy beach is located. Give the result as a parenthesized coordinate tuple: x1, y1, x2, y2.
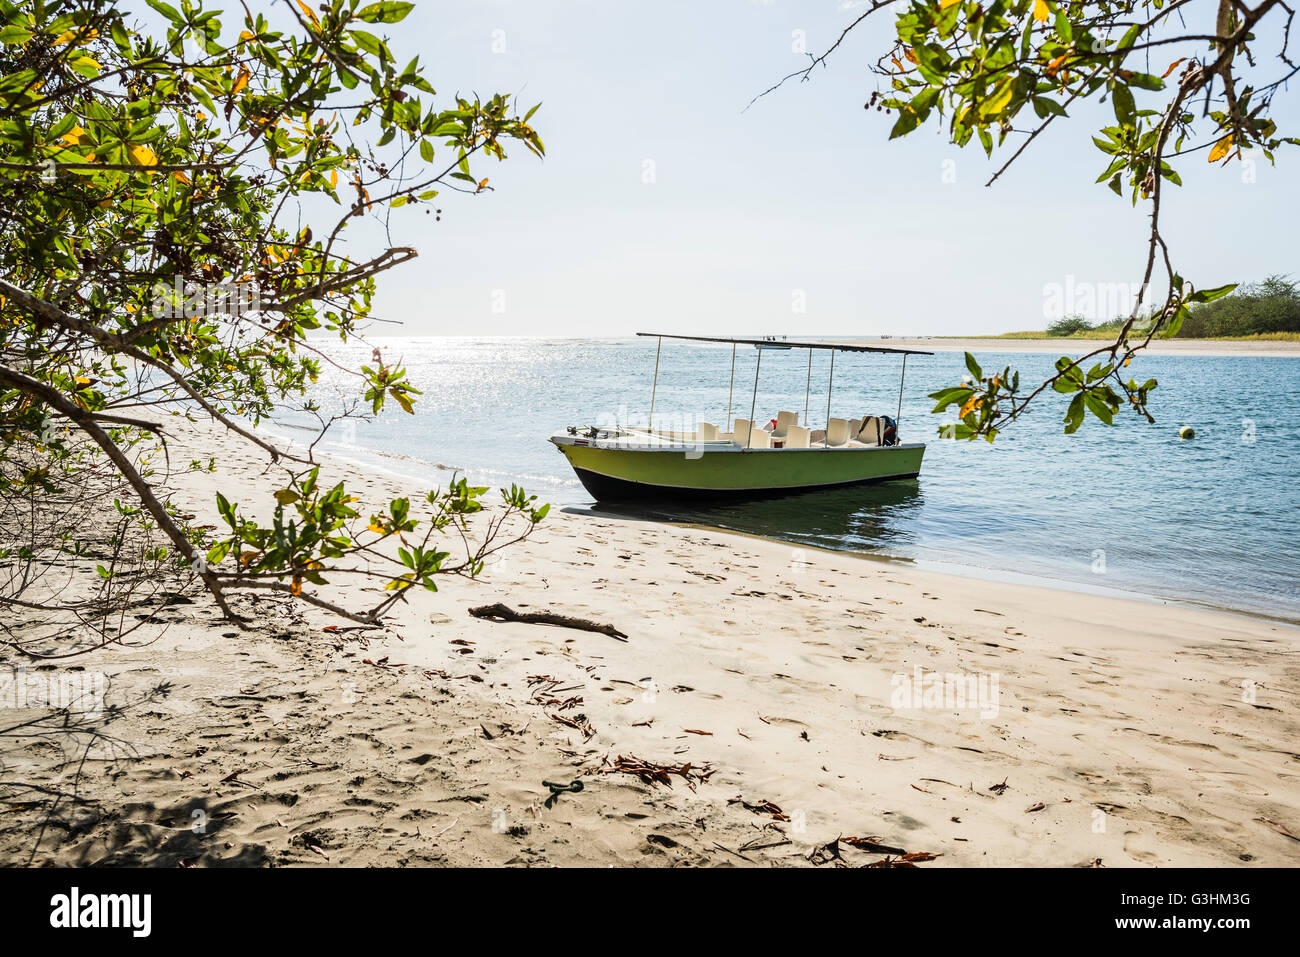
(867, 337, 1300, 357)
(3, 415, 1298, 868)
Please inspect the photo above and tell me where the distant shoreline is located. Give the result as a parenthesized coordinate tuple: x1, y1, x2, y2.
(867, 336, 1300, 357)
(352, 335, 1300, 357)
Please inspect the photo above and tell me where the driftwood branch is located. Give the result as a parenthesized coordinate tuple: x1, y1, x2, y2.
(467, 602, 628, 641)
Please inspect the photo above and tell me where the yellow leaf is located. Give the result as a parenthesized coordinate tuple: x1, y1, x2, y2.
(54, 27, 99, 45)
(232, 66, 251, 95)
(172, 169, 191, 185)
(295, 0, 321, 29)
(985, 77, 1015, 115)
(903, 47, 918, 64)
(1208, 133, 1233, 163)
(128, 143, 158, 167)
(940, 0, 961, 7)
(958, 396, 982, 418)
(61, 124, 91, 147)
(329, 168, 338, 188)
(238, 29, 255, 43)
(367, 522, 386, 534)
(1033, 0, 1050, 23)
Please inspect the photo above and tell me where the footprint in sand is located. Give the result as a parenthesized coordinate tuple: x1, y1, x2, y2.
(758, 715, 810, 730)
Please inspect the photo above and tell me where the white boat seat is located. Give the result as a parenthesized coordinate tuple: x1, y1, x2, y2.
(697, 421, 718, 441)
(856, 416, 882, 446)
(849, 417, 863, 438)
(772, 410, 799, 438)
(733, 418, 755, 444)
(826, 417, 850, 447)
(785, 425, 811, 449)
(810, 429, 826, 445)
(746, 428, 772, 449)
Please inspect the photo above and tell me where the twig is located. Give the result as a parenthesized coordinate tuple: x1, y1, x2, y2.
(468, 603, 628, 641)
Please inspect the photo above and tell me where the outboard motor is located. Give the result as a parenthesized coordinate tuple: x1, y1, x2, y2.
(879, 415, 898, 446)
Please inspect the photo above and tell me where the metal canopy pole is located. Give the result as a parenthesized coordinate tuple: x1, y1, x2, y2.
(896, 354, 907, 430)
(803, 350, 812, 425)
(726, 343, 736, 431)
(823, 350, 835, 449)
(648, 335, 662, 430)
(747, 348, 762, 449)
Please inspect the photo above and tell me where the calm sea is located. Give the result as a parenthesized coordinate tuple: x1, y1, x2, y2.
(273, 337, 1300, 622)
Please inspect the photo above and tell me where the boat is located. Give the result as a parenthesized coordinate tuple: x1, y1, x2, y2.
(549, 333, 934, 502)
(754, 336, 792, 351)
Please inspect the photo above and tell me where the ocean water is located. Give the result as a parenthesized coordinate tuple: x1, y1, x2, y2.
(274, 337, 1300, 621)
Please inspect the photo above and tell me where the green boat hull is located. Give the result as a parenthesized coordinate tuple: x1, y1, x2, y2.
(553, 440, 925, 502)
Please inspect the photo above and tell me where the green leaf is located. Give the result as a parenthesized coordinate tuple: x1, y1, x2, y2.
(1084, 392, 1114, 425)
(964, 352, 983, 381)
(1054, 9, 1072, 43)
(1111, 84, 1135, 127)
(355, 1, 415, 23)
(0, 25, 33, 45)
(930, 387, 973, 413)
(1124, 72, 1165, 92)
(1063, 393, 1086, 434)
(1032, 96, 1067, 118)
(1162, 304, 1190, 338)
(1186, 282, 1237, 304)
(145, 0, 183, 24)
(348, 29, 384, 58)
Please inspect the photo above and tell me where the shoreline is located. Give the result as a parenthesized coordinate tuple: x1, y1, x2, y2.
(257, 416, 1300, 628)
(649, 514, 1300, 631)
(265, 412, 1300, 628)
(6, 414, 1298, 868)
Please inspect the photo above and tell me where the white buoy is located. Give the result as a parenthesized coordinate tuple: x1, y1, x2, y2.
(1179, 425, 1195, 440)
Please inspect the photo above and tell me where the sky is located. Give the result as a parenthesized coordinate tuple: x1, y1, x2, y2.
(242, 1, 1300, 337)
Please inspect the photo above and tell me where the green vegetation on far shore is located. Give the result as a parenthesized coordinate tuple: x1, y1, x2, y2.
(990, 276, 1300, 341)
(984, 330, 1300, 342)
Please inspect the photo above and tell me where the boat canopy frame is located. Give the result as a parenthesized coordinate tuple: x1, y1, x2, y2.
(636, 332, 934, 450)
